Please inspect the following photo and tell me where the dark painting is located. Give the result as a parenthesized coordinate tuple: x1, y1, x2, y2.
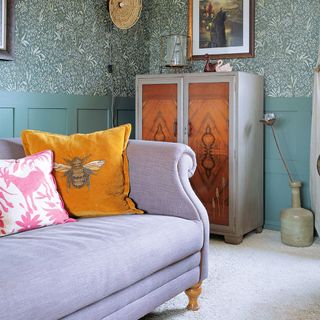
(199, 0, 244, 49)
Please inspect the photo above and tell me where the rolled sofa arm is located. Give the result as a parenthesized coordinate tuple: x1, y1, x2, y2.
(127, 140, 209, 281)
(127, 140, 205, 220)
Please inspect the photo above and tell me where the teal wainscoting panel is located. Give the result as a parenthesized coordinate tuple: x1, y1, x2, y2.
(113, 97, 135, 139)
(0, 91, 112, 137)
(28, 108, 67, 134)
(0, 108, 14, 137)
(264, 96, 312, 230)
(77, 109, 110, 134)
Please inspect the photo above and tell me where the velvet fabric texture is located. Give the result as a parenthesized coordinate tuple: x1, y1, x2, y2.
(21, 125, 142, 217)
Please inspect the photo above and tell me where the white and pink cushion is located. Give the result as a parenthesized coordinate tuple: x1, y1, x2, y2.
(0, 150, 73, 236)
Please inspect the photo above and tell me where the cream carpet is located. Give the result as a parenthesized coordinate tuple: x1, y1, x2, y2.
(144, 230, 320, 320)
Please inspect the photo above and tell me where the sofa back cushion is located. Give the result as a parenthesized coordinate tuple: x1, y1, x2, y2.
(21, 125, 143, 217)
(0, 138, 25, 159)
(0, 150, 72, 236)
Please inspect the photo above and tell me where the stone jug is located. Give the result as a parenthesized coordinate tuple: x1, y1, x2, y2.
(280, 181, 314, 247)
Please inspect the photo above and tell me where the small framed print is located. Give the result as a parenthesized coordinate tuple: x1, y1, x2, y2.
(0, 0, 14, 60)
(188, 0, 255, 60)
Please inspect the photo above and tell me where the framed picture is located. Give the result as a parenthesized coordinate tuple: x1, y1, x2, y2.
(188, 0, 255, 60)
(0, 0, 14, 60)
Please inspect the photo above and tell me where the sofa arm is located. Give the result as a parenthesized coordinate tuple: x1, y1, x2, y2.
(127, 140, 209, 281)
(127, 140, 204, 220)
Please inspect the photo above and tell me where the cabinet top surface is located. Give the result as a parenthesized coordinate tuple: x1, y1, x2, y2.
(136, 71, 263, 80)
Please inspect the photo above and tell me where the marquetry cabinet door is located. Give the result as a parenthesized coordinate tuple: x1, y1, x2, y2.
(184, 78, 234, 230)
(136, 77, 183, 143)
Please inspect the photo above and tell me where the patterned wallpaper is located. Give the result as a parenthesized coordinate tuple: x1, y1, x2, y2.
(0, 0, 319, 97)
(147, 0, 320, 98)
(0, 0, 112, 95)
(109, 2, 151, 97)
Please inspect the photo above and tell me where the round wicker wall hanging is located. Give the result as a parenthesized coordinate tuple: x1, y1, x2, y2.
(109, 0, 142, 30)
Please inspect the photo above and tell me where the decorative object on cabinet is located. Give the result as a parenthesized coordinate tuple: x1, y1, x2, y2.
(160, 34, 191, 73)
(188, 0, 255, 60)
(204, 54, 217, 72)
(109, 0, 142, 30)
(136, 72, 264, 244)
(261, 113, 314, 247)
(215, 60, 233, 72)
(0, 0, 14, 60)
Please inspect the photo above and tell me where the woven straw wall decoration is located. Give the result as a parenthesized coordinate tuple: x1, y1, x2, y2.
(109, 0, 142, 30)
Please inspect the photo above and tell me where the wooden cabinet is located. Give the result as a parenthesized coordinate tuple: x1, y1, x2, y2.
(136, 72, 264, 244)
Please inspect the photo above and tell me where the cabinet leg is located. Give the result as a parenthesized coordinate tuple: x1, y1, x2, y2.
(255, 226, 263, 233)
(185, 282, 202, 311)
(224, 235, 243, 245)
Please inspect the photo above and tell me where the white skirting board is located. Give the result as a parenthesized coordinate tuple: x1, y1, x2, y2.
(310, 71, 320, 236)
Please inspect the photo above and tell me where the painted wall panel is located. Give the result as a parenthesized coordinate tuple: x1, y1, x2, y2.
(0, 108, 14, 138)
(77, 109, 110, 134)
(28, 108, 67, 134)
(0, 91, 112, 137)
(113, 97, 135, 139)
(264, 97, 312, 230)
(116, 110, 135, 135)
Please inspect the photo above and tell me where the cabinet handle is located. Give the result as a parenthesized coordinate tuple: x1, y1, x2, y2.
(173, 120, 177, 137)
(188, 121, 193, 137)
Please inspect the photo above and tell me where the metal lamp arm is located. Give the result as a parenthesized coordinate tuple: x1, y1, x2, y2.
(271, 126, 294, 183)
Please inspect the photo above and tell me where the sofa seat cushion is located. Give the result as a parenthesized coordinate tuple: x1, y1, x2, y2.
(0, 214, 203, 320)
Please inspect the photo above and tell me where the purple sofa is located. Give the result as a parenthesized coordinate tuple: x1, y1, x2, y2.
(0, 138, 209, 320)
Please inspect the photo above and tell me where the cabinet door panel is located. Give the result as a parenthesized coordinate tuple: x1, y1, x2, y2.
(188, 82, 229, 226)
(142, 84, 178, 142)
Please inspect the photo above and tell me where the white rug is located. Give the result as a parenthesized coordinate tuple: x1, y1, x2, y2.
(144, 230, 320, 320)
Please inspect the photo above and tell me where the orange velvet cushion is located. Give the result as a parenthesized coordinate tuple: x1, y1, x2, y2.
(21, 125, 143, 217)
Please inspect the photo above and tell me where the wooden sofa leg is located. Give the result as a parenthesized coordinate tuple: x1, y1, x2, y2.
(185, 282, 202, 311)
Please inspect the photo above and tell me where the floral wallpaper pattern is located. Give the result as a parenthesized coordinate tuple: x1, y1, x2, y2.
(0, 0, 112, 95)
(147, 0, 320, 98)
(0, 0, 319, 97)
(108, 3, 151, 97)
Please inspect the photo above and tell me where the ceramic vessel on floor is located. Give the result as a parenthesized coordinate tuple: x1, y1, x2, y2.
(281, 181, 314, 247)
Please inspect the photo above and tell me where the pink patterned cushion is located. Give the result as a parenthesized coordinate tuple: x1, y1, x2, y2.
(0, 150, 73, 237)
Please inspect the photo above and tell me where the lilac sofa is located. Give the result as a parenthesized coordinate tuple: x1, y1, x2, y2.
(0, 138, 209, 320)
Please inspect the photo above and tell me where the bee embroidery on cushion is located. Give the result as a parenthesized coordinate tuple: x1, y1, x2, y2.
(54, 156, 105, 190)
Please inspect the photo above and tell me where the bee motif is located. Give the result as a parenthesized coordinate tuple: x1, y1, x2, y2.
(54, 155, 105, 190)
